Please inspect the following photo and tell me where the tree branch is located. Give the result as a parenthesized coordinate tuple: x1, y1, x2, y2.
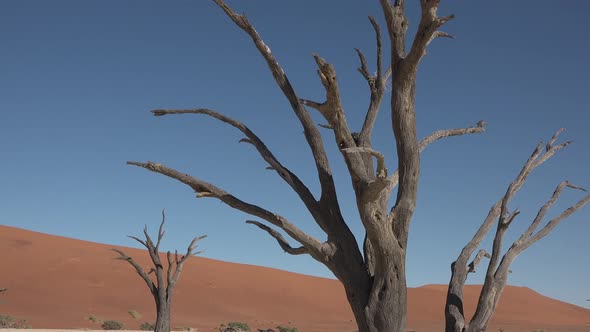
(467, 249, 490, 273)
(155, 209, 166, 250)
(127, 160, 325, 259)
(418, 122, 486, 152)
(446, 129, 575, 331)
(111, 248, 157, 295)
(246, 220, 309, 255)
(358, 16, 392, 149)
(482, 129, 571, 277)
(151, 109, 320, 218)
(379, 0, 407, 63)
(354, 48, 371, 82)
(459, 130, 583, 330)
(211, 0, 338, 207)
(304, 53, 368, 183)
(342, 147, 388, 178)
(406, 1, 454, 67)
(169, 234, 207, 288)
(388, 122, 486, 219)
(507, 182, 589, 257)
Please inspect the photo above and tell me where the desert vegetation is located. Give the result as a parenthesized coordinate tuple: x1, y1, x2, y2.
(127, 1, 590, 332)
(101, 320, 125, 330)
(111, 210, 206, 332)
(0, 314, 31, 329)
(140, 322, 156, 331)
(218, 321, 251, 332)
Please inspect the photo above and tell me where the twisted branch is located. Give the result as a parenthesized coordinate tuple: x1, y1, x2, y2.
(126, 161, 325, 259)
(246, 220, 309, 255)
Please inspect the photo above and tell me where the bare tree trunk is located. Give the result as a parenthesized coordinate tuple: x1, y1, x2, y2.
(155, 299, 171, 332)
(445, 264, 468, 332)
(368, 263, 407, 332)
(112, 210, 206, 332)
(341, 268, 405, 332)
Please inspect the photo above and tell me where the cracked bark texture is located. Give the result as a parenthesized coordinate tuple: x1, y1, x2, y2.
(112, 210, 206, 332)
(127, 1, 588, 332)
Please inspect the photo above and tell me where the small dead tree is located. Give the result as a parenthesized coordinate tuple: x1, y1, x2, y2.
(127, 1, 589, 332)
(445, 130, 589, 332)
(112, 210, 206, 332)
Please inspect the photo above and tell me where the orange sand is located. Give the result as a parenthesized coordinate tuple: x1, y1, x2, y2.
(1, 225, 589, 332)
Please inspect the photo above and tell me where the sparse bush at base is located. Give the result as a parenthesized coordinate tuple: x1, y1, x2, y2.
(276, 326, 298, 332)
(140, 321, 155, 331)
(101, 319, 124, 330)
(0, 314, 31, 329)
(219, 321, 250, 332)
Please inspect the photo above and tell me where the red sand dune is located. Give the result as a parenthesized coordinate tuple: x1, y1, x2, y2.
(1, 225, 589, 332)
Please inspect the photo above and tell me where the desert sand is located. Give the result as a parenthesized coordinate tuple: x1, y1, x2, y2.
(1, 225, 589, 332)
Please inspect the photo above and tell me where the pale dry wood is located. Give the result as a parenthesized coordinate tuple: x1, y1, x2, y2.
(210, 4, 363, 279)
(445, 130, 588, 332)
(246, 220, 309, 255)
(342, 147, 387, 178)
(387, 123, 486, 220)
(211, 0, 338, 205)
(358, 16, 392, 147)
(467, 249, 490, 273)
(126, 161, 325, 259)
(302, 53, 369, 183)
(151, 109, 322, 226)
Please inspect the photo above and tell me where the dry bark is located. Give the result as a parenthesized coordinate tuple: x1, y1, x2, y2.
(445, 130, 590, 332)
(127, 1, 586, 332)
(112, 210, 206, 332)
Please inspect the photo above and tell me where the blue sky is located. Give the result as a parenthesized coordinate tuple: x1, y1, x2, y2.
(1, 1, 589, 309)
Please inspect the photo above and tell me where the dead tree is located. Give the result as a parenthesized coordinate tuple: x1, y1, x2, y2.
(445, 130, 590, 332)
(127, 1, 588, 332)
(112, 210, 206, 332)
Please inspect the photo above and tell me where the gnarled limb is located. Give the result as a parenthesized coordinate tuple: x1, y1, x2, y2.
(126, 161, 325, 261)
(407, 1, 454, 67)
(211, 3, 363, 274)
(168, 235, 207, 293)
(383, 0, 454, 251)
(342, 147, 387, 178)
(246, 220, 309, 255)
(387, 122, 486, 220)
(500, 182, 589, 268)
(112, 248, 157, 295)
(468, 181, 588, 332)
(302, 54, 368, 183)
(151, 109, 321, 222)
(212, 0, 338, 207)
(467, 249, 490, 274)
(445, 129, 586, 332)
(358, 16, 392, 147)
(418, 122, 486, 152)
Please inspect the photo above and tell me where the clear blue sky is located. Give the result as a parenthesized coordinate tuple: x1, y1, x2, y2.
(1, 1, 589, 309)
